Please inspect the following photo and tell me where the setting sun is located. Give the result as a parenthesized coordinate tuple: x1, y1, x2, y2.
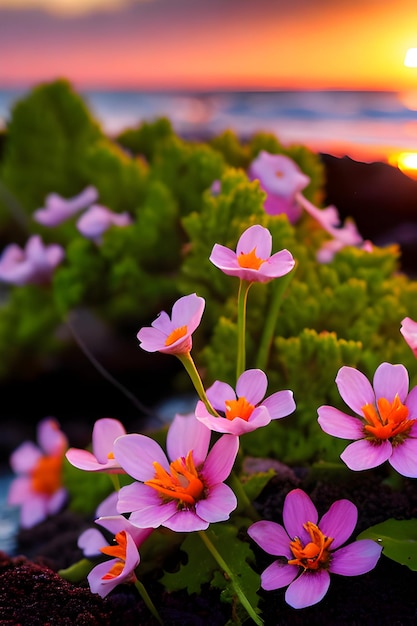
(404, 48, 417, 68)
(390, 151, 417, 179)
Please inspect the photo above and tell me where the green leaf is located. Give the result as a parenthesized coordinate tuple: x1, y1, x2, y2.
(357, 518, 417, 570)
(160, 523, 261, 617)
(160, 532, 215, 594)
(59, 558, 94, 582)
(241, 469, 276, 502)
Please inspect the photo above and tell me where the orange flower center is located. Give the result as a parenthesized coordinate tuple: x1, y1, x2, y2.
(225, 396, 255, 421)
(165, 325, 188, 346)
(237, 247, 264, 270)
(288, 521, 333, 571)
(30, 455, 63, 496)
(145, 450, 205, 508)
(362, 395, 415, 443)
(101, 531, 129, 580)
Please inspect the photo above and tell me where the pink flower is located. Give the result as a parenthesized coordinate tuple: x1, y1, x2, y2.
(76, 205, 132, 244)
(248, 488, 382, 609)
(209, 225, 295, 284)
(113, 413, 239, 532)
(83, 526, 141, 598)
(0, 235, 64, 286)
(248, 151, 310, 222)
(400, 317, 417, 358)
(78, 516, 152, 599)
(195, 369, 295, 435)
(317, 362, 417, 477)
(33, 185, 98, 227)
(137, 293, 205, 355)
(317, 236, 373, 264)
(296, 194, 363, 259)
(8, 418, 68, 528)
(65, 418, 126, 473)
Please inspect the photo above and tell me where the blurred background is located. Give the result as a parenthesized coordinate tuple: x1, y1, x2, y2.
(1, 0, 417, 174)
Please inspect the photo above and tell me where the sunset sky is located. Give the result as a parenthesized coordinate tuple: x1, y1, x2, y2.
(1, 0, 417, 91)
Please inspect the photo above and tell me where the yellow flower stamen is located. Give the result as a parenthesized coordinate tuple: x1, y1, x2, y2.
(145, 451, 204, 507)
(362, 394, 414, 442)
(225, 396, 255, 422)
(288, 521, 333, 571)
(237, 247, 264, 270)
(165, 325, 187, 346)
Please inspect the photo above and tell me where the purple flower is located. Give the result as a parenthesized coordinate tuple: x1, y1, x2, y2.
(113, 413, 239, 532)
(248, 489, 382, 609)
(137, 293, 205, 355)
(317, 362, 417, 476)
(8, 418, 68, 528)
(33, 186, 98, 227)
(0, 235, 64, 286)
(209, 225, 295, 284)
(195, 369, 295, 435)
(66, 418, 126, 473)
(76, 205, 132, 244)
(248, 151, 310, 221)
(400, 317, 417, 358)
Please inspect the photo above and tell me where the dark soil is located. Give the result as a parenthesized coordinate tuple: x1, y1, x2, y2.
(2, 463, 417, 625)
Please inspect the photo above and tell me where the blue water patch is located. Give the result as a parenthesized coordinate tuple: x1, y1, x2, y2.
(0, 473, 19, 555)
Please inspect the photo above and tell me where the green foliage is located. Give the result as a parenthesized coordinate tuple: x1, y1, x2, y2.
(0, 284, 63, 378)
(150, 134, 225, 215)
(62, 458, 114, 515)
(0, 79, 103, 225)
(358, 519, 417, 571)
(116, 117, 175, 161)
(161, 524, 261, 618)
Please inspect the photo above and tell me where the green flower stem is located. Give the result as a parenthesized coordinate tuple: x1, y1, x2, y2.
(134, 578, 164, 625)
(229, 471, 260, 522)
(198, 530, 263, 626)
(109, 473, 120, 491)
(255, 269, 295, 372)
(177, 352, 218, 416)
(236, 280, 252, 381)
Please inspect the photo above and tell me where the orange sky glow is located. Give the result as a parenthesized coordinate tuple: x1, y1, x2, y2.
(1, 0, 417, 91)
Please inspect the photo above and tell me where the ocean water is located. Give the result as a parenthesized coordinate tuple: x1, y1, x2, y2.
(1, 88, 417, 162)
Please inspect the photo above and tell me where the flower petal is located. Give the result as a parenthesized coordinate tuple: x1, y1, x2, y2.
(283, 489, 318, 544)
(329, 539, 382, 575)
(114, 434, 169, 481)
(205, 380, 236, 412)
(319, 499, 357, 549)
(92, 418, 126, 464)
(202, 434, 239, 484)
(195, 482, 237, 523)
(9, 441, 41, 474)
(237, 225, 272, 258)
(373, 362, 409, 403)
(78, 528, 107, 557)
(261, 561, 298, 591)
(236, 369, 267, 405)
(247, 520, 292, 558)
(163, 510, 209, 532)
(209, 244, 239, 272)
(335, 366, 375, 415)
(317, 406, 363, 440)
(262, 390, 296, 420)
(389, 437, 417, 477)
(37, 418, 67, 455)
(340, 439, 392, 471)
(166, 413, 210, 466)
(285, 569, 330, 609)
(171, 293, 205, 333)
